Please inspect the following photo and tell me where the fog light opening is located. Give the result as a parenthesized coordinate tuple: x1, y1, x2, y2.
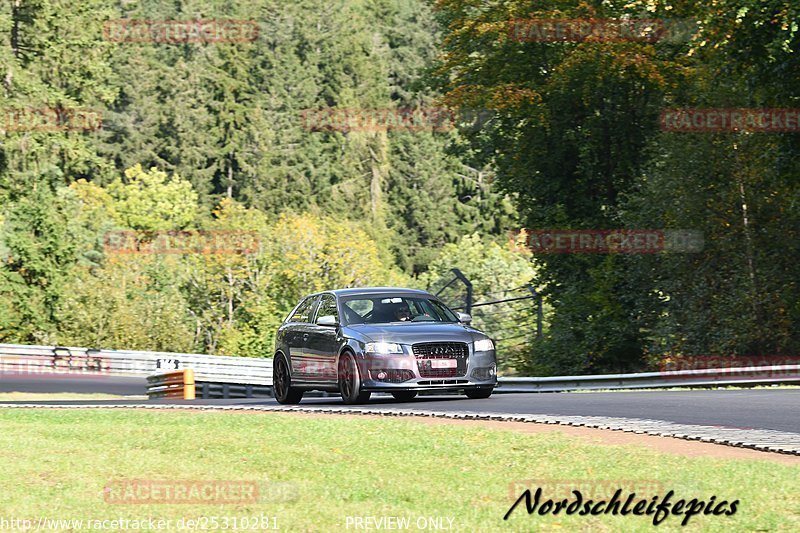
(471, 365, 497, 380)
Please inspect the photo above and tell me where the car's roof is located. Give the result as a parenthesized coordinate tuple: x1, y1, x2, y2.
(323, 287, 434, 297)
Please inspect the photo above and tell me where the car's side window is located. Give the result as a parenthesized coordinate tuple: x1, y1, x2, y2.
(314, 294, 339, 323)
(289, 297, 316, 323)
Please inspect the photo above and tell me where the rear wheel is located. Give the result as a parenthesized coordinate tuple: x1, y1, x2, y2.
(391, 391, 418, 402)
(339, 352, 371, 404)
(273, 355, 303, 404)
(465, 387, 493, 399)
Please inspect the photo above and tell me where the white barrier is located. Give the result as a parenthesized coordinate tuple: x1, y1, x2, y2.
(0, 343, 272, 385)
(3, 343, 799, 393)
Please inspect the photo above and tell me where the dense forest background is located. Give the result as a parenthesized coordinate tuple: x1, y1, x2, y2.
(1, 0, 798, 375)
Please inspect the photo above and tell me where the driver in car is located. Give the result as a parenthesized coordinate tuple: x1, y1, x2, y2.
(395, 304, 412, 322)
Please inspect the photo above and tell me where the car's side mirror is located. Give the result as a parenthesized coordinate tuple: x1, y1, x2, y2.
(317, 315, 338, 327)
(456, 312, 472, 324)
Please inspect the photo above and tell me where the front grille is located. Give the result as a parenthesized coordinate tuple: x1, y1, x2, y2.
(412, 342, 468, 378)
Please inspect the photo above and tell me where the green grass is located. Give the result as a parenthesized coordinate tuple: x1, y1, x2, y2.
(0, 409, 797, 532)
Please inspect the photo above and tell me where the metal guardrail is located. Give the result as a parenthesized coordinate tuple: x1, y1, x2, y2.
(2, 343, 799, 395)
(497, 365, 800, 392)
(0, 343, 272, 386)
(147, 369, 196, 400)
(196, 382, 274, 399)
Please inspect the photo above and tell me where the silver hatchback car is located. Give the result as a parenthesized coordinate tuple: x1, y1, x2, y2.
(272, 288, 498, 404)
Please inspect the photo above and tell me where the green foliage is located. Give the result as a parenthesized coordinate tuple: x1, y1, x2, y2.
(1, 0, 516, 308)
(107, 165, 199, 231)
(0, 184, 81, 342)
(421, 233, 535, 299)
(57, 258, 197, 352)
(434, 0, 800, 373)
(171, 205, 409, 356)
(6, 0, 797, 373)
(0, 157, 411, 355)
(420, 232, 543, 373)
(2, 0, 516, 357)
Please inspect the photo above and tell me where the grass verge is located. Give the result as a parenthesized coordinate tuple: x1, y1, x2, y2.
(0, 409, 797, 532)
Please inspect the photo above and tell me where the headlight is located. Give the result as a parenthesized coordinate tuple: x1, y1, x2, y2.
(474, 338, 494, 352)
(364, 342, 403, 354)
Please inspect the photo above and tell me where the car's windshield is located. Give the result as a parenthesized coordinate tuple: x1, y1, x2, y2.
(340, 295, 459, 325)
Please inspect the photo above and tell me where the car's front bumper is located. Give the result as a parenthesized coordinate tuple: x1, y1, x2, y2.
(356, 348, 497, 392)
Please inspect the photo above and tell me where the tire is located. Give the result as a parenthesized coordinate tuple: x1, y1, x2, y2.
(465, 387, 493, 399)
(339, 352, 371, 404)
(273, 354, 304, 404)
(391, 391, 418, 402)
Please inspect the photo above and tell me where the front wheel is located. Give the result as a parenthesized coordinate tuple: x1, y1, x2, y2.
(391, 391, 418, 402)
(339, 353, 371, 404)
(465, 387, 493, 399)
(273, 355, 304, 404)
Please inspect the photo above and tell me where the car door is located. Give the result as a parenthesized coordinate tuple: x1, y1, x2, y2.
(286, 295, 319, 379)
(305, 293, 341, 382)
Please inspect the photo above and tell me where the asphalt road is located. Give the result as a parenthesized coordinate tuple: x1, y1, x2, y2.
(192, 389, 800, 433)
(0, 373, 146, 396)
(1, 373, 798, 434)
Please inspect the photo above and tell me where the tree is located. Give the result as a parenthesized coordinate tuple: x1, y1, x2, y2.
(57, 256, 196, 352)
(433, 0, 800, 372)
(0, 183, 81, 342)
(107, 164, 199, 231)
(432, 0, 688, 373)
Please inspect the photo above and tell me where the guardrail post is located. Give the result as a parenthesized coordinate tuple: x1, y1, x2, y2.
(53, 346, 72, 370)
(86, 348, 103, 371)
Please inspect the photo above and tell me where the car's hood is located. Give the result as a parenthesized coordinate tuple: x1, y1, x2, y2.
(346, 322, 486, 344)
